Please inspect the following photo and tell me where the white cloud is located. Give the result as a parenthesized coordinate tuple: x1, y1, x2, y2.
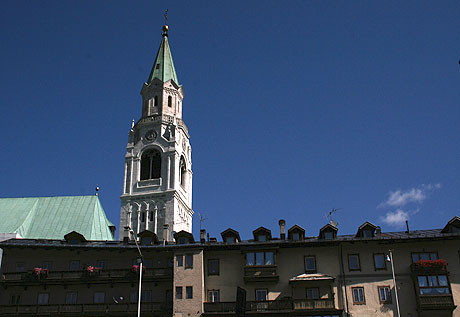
(380, 183, 441, 208)
(380, 209, 409, 227)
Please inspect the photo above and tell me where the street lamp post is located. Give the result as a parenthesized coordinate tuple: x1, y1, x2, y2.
(387, 250, 401, 317)
(128, 228, 144, 317)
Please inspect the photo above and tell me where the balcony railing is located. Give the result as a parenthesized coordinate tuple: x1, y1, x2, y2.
(204, 298, 335, 313)
(243, 265, 279, 283)
(1, 267, 172, 284)
(418, 295, 455, 310)
(410, 260, 448, 274)
(0, 303, 172, 315)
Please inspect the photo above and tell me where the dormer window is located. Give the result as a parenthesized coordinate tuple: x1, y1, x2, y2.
(288, 225, 305, 241)
(356, 222, 377, 238)
(257, 235, 267, 242)
(252, 227, 272, 242)
(292, 232, 300, 241)
(363, 229, 373, 238)
(324, 231, 334, 240)
(225, 236, 235, 244)
(179, 237, 188, 244)
(221, 228, 241, 244)
(441, 216, 460, 234)
(174, 231, 195, 245)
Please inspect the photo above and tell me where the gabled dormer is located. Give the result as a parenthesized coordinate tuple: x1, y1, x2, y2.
(319, 223, 338, 240)
(356, 221, 377, 238)
(221, 228, 241, 244)
(253, 227, 272, 242)
(138, 230, 159, 245)
(64, 231, 87, 244)
(288, 225, 305, 241)
(174, 230, 195, 244)
(441, 216, 460, 233)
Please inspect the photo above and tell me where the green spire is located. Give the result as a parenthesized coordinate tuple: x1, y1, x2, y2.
(147, 25, 179, 85)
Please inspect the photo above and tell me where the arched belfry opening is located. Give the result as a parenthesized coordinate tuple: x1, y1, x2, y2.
(179, 156, 186, 187)
(140, 149, 161, 180)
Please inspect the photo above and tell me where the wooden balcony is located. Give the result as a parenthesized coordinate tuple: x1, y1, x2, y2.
(0, 302, 172, 315)
(1, 267, 172, 286)
(243, 265, 279, 283)
(418, 295, 456, 311)
(204, 298, 337, 314)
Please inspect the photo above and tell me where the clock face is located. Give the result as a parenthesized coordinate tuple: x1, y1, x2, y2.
(145, 130, 157, 142)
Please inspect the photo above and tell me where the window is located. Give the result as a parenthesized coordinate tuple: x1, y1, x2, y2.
(412, 252, 438, 263)
(257, 235, 267, 242)
(306, 288, 319, 300)
(225, 236, 235, 244)
(417, 275, 450, 295)
(143, 259, 153, 268)
(186, 286, 193, 299)
(373, 254, 386, 270)
(141, 212, 146, 222)
(255, 289, 268, 301)
(141, 290, 152, 302)
(208, 259, 219, 275)
(130, 291, 138, 303)
(15, 262, 24, 272)
(154, 96, 159, 107)
(176, 255, 183, 267)
(69, 260, 80, 270)
(352, 287, 365, 304)
(324, 231, 334, 240)
(94, 292, 105, 304)
(348, 254, 360, 271)
(176, 287, 183, 299)
(304, 256, 316, 272)
(42, 261, 53, 270)
(363, 229, 373, 238)
(292, 232, 300, 241)
(246, 251, 274, 266)
(140, 149, 161, 180)
(208, 290, 220, 303)
(66, 292, 77, 304)
(10, 294, 20, 305)
(37, 293, 49, 305)
(96, 260, 107, 269)
(185, 254, 193, 268)
(378, 286, 391, 303)
(179, 156, 186, 186)
(168, 95, 172, 107)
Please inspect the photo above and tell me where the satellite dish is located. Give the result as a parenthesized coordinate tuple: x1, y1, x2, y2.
(329, 219, 338, 227)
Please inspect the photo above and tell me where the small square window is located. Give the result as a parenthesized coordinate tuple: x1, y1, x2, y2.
(38, 293, 49, 305)
(373, 254, 386, 270)
(305, 256, 316, 272)
(176, 255, 183, 267)
(130, 291, 138, 303)
(324, 231, 334, 240)
(93, 292, 105, 304)
(257, 235, 267, 242)
(378, 286, 391, 303)
(225, 236, 235, 244)
(352, 287, 365, 304)
(141, 290, 152, 302)
(186, 286, 193, 299)
(292, 232, 300, 241)
(348, 254, 360, 271)
(176, 287, 183, 300)
(185, 254, 193, 268)
(208, 259, 219, 275)
(208, 290, 220, 302)
(66, 292, 77, 304)
(255, 289, 268, 301)
(306, 287, 319, 299)
(363, 229, 373, 238)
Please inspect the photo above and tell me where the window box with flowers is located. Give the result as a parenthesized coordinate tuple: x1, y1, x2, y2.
(411, 259, 448, 274)
(29, 268, 49, 280)
(84, 266, 102, 278)
(128, 264, 146, 277)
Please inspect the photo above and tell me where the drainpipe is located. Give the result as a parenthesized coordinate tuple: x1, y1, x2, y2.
(339, 244, 350, 316)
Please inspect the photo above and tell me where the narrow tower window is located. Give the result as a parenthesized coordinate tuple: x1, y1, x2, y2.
(179, 156, 186, 187)
(154, 96, 159, 107)
(168, 96, 172, 107)
(140, 149, 161, 180)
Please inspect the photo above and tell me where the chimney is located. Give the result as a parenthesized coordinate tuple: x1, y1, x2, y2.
(405, 220, 410, 234)
(163, 224, 169, 243)
(376, 226, 381, 236)
(200, 229, 206, 243)
(279, 219, 286, 240)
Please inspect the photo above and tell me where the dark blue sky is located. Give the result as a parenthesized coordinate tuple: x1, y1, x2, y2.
(1, 1, 459, 240)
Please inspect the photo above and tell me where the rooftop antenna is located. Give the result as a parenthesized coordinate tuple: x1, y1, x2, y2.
(164, 9, 168, 25)
(95, 185, 100, 196)
(198, 213, 207, 231)
(131, 119, 135, 129)
(326, 208, 342, 227)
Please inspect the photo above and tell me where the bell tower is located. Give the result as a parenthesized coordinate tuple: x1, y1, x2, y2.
(119, 22, 193, 241)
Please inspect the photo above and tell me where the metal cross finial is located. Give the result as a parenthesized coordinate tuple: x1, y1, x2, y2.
(164, 9, 168, 25)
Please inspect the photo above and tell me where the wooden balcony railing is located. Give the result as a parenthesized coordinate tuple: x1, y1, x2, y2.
(418, 295, 455, 310)
(1, 267, 172, 285)
(0, 302, 172, 315)
(243, 265, 279, 283)
(204, 298, 336, 313)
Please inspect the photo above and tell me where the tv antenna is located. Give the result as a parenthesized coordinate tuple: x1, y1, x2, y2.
(326, 208, 342, 226)
(198, 213, 207, 231)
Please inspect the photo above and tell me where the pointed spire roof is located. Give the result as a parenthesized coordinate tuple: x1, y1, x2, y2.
(147, 25, 179, 85)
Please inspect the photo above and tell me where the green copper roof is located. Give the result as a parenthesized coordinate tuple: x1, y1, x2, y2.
(147, 34, 179, 85)
(0, 196, 115, 241)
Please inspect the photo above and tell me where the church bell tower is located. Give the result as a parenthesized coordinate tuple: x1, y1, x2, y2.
(119, 22, 193, 241)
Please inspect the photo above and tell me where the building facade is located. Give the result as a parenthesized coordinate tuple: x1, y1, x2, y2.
(0, 217, 459, 316)
(119, 23, 193, 241)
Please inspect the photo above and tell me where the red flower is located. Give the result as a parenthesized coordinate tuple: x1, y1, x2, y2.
(414, 259, 447, 269)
